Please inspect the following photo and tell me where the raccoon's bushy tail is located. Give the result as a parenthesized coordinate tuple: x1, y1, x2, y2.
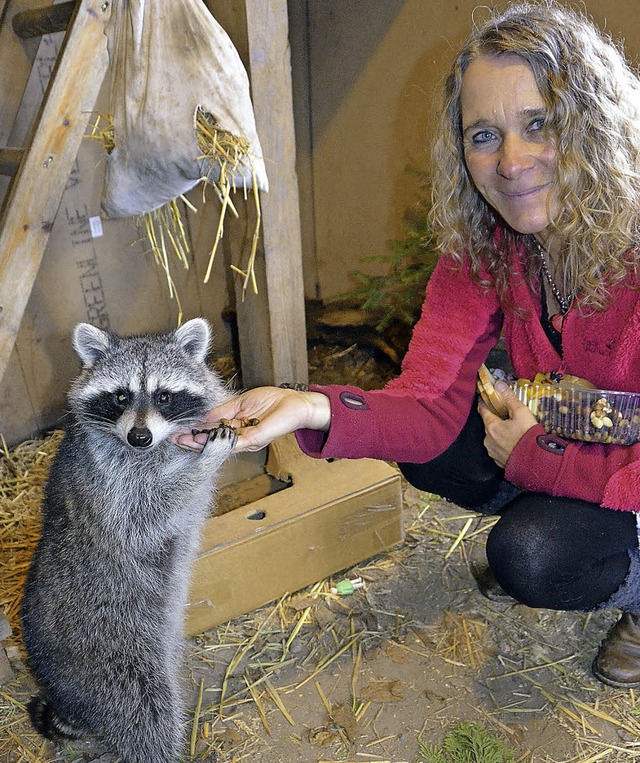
(28, 695, 84, 741)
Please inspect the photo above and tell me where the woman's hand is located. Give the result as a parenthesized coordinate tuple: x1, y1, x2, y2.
(478, 381, 538, 468)
(173, 386, 331, 453)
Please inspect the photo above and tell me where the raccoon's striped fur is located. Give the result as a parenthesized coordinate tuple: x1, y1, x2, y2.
(21, 318, 236, 763)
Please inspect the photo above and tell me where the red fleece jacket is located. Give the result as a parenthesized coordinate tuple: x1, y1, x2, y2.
(295, 237, 640, 512)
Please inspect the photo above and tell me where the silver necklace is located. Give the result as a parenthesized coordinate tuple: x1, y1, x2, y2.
(529, 237, 573, 315)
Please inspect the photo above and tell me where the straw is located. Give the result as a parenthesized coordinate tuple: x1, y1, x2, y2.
(195, 108, 262, 297)
(89, 109, 264, 311)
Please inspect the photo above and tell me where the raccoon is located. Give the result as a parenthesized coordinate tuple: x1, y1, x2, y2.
(20, 318, 236, 763)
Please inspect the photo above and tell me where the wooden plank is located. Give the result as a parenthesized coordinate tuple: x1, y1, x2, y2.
(0, 0, 46, 210)
(0, 0, 12, 27)
(0, 0, 110, 384)
(12, 0, 75, 39)
(0, 0, 47, 147)
(242, 0, 308, 386)
(287, 0, 317, 299)
(208, 0, 308, 387)
(0, 148, 24, 176)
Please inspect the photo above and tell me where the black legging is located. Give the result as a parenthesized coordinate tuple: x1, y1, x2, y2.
(398, 401, 637, 612)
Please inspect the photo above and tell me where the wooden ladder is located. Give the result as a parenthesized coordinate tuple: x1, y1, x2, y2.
(0, 0, 111, 383)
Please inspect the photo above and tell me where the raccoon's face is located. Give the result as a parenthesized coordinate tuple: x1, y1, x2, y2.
(68, 319, 226, 450)
(85, 383, 211, 449)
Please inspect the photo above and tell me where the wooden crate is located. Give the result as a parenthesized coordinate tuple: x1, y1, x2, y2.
(187, 435, 404, 635)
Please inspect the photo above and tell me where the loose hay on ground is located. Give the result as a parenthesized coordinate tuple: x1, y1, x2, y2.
(0, 432, 61, 632)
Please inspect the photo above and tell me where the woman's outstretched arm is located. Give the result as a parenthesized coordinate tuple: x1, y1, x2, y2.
(174, 386, 331, 452)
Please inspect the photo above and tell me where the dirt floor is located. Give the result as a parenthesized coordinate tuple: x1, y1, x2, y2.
(3, 339, 640, 762)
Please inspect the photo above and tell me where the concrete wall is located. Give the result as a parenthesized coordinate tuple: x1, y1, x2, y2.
(289, 0, 640, 300)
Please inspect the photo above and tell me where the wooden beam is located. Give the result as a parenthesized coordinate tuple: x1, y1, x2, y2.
(208, 0, 308, 387)
(0, 148, 24, 176)
(0, 0, 111, 383)
(0, 0, 11, 24)
(0, 0, 48, 147)
(12, 0, 76, 39)
(0, 0, 42, 209)
(242, 0, 308, 386)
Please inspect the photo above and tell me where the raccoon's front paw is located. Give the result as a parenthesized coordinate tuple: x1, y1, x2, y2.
(204, 423, 238, 452)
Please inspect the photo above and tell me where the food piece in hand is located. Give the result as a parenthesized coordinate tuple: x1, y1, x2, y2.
(192, 417, 260, 437)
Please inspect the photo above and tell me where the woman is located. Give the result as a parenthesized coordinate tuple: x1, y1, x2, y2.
(178, 3, 640, 688)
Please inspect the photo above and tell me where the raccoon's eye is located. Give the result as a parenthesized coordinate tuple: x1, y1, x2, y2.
(113, 390, 130, 408)
(156, 391, 172, 406)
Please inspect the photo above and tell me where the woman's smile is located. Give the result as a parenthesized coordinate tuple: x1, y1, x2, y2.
(503, 183, 550, 198)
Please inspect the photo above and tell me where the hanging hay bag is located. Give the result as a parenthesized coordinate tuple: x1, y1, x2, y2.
(101, 0, 268, 219)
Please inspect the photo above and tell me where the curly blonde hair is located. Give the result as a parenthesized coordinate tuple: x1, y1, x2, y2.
(430, 1, 640, 309)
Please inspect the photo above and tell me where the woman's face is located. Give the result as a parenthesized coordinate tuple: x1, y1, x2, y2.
(460, 53, 559, 243)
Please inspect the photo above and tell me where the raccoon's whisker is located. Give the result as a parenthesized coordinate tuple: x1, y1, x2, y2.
(77, 414, 116, 429)
(169, 406, 204, 418)
(73, 418, 120, 439)
(168, 407, 213, 424)
(171, 416, 207, 426)
(223, 379, 241, 396)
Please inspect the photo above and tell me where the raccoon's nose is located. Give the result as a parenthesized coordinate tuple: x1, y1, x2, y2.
(127, 427, 153, 448)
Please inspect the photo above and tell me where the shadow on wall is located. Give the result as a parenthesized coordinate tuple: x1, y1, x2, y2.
(304, 0, 407, 137)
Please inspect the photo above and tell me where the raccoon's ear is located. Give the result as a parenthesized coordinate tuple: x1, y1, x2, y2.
(175, 318, 211, 363)
(73, 323, 110, 366)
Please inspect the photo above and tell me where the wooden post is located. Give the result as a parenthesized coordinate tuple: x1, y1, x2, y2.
(207, 0, 308, 387)
(0, 0, 51, 148)
(12, 0, 76, 39)
(0, 148, 23, 176)
(242, 0, 308, 386)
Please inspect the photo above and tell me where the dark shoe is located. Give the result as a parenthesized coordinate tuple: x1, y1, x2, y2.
(472, 565, 514, 603)
(592, 613, 640, 688)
